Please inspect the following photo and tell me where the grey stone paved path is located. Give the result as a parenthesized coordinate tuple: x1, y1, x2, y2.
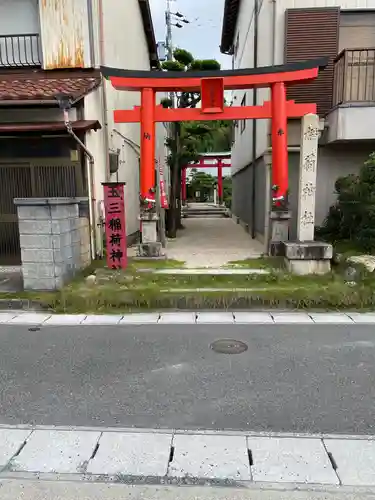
(163, 216, 264, 267)
(0, 323, 374, 434)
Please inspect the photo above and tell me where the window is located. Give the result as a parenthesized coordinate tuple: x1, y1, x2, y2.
(240, 94, 246, 133)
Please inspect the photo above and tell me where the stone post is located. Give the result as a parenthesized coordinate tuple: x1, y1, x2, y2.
(137, 213, 163, 258)
(14, 197, 89, 291)
(283, 114, 332, 274)
(269, 210, 292, 256)
(266, 150, 292, 257)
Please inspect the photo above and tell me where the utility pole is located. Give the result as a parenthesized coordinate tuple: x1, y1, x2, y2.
(165, 0, 173, 61)
(164, 0, 190, 236)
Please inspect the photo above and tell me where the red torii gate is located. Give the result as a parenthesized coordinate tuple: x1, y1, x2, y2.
(182, 153, 231, 204)
(101, 59, 326, 207)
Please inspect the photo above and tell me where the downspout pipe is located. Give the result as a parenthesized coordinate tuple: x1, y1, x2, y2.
(63, 110, 97, 261)
(251, 0, 259, 239)
(98, 0, 111, 181)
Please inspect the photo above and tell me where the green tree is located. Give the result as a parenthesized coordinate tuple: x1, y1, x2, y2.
(222, 176, 232, 209)
(161, 48, 223, 238)
(195, 120, 233, 153)
(317, 152, 375, 250)
(187, 171, 217, 202)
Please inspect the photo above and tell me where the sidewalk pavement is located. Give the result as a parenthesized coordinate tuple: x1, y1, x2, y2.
(1, 425, 375, 488)
(1, 425, 375, 500)
(1, 310, 375, 325)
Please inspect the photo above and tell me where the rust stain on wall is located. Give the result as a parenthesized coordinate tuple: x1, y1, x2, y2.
(45, 40, 84, 69)
(41, 0, 63, 9)
(40, 0, 88, 69)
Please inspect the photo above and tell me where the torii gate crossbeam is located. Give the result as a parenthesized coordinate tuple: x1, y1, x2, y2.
(102, 58, 327, 205)
(182, 157, 231, 204)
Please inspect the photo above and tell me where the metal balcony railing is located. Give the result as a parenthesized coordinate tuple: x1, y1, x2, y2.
(0, 33, 41, 68)
(333, 48, 375, 106)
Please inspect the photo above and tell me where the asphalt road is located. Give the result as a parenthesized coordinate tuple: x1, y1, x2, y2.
(0, 323, 374, 434)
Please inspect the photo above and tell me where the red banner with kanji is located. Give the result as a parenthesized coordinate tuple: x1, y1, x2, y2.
(158, 160, 168, 209)
(103, 182, 127, 269)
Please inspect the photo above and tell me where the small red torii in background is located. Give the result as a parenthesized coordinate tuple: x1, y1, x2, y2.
(102, 58, 326, 207)
(182, 153, 231, 205)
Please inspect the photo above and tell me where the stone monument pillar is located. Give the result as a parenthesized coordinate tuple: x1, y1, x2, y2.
(283, 114, 332, 274)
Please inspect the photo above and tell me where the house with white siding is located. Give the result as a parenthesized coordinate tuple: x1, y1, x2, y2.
(221, 0, 375, 246)
(0, 0, 164, 264)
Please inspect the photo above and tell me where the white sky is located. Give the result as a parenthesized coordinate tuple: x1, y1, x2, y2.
(148, 0, 232, 69)
(149, 0, 232, 171)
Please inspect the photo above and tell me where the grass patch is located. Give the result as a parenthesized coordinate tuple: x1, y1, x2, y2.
(3, 269, 373, 314)
(16, 280, 375, 313)
(2, 256, 375, 314)
(93, 266, 343, 290)
(127, 258, 186, 270)
(225, 257, 283, 269)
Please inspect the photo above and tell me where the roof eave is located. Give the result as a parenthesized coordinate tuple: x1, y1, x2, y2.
(0, 120, 102, 134)
(220, 0, 241, 54)
(138, 0, 160, 70)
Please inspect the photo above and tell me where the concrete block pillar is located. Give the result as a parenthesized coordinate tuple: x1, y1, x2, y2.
(77, 198, 91, 269)
(283, 114, 333, 274)
(14, 197, 89, 291)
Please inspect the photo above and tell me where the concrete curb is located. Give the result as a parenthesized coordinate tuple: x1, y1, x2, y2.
(1, 310, 375, 325)
(1, 480, 375, 500)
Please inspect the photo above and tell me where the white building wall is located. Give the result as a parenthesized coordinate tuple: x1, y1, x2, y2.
(0, 0, 39, 34)
(255, 0, 274, 159)
(229, 0, 375, 235)
(231, 0, 375, 175)
(85, 0, 165, 239)
(231, 0, 275, 175)
(231, 0, 254, 175)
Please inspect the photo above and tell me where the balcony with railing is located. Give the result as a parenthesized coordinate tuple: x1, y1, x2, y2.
(333, 48, 375, 106)
(0, 33, 41, 68)
(326, 48, 375, 142)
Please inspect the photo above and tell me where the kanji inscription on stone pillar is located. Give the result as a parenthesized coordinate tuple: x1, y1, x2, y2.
(297, 113, 320, 242)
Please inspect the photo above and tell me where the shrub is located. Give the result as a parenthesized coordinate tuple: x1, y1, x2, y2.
(317, 153, 375, 251)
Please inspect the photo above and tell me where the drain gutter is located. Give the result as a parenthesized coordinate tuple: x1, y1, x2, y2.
(63, 109, 97, 261)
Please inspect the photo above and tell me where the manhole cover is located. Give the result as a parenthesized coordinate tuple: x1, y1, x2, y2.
(210, 339, 248, 354)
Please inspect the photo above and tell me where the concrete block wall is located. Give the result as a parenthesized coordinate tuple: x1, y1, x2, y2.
(15, 198, 92, 291)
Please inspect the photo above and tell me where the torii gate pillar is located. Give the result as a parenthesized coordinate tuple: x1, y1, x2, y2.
(271, 82, 288, 199)
(140, 88, 156, 198)
(103, 57, 326, 258)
